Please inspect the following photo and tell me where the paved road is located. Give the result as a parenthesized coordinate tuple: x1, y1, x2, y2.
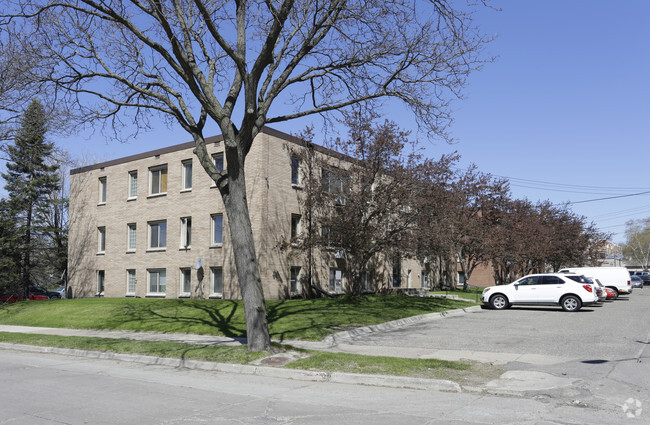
(316, 288, 650, 420)
(0, 289, 648, 423)
(0, 349, 639, 424)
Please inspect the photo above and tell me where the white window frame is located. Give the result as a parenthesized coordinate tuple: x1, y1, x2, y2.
(210, 267, 223, 297)
(126, 269, 136, 295)
(211, 214, 223, 247)
(147, 269, 166, 296)
(148, 220, 167, 250)
(97, 270, 105, 295)
(290, 267, 301, 294)
(97, 226, 106, 254)
(127, 223, 136, 252)
(421, 271, 430, 289)
(98, 177, 107, 204)
(181, 159, 192, 191)
(329, 268, 344, 293)
(180, 217, 191, 249)
(149, 165, 168, 196)
(180, 268, 192, 297)
(128, 171, 138, 199)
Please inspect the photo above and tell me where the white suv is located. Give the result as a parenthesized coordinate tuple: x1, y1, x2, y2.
(481, 273, 598, 312)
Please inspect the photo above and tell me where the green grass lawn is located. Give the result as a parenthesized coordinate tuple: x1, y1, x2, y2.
(0, 295, 476, 340)
(0, 331, 269, 364)
(0, 296, 499, 384)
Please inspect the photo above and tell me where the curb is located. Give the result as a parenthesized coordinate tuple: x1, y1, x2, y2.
(0, 342, 461, 392)
(322, 305, 482, 344)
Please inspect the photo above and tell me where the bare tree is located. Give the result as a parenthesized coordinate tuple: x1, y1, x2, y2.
(622, 218, 650, 268)
(489, 198, 610, 283)
(444, 166, 508, 289)
(292, 116, 456, 295)
(0, 35, 74, 145)
(1, 0, 490, 351)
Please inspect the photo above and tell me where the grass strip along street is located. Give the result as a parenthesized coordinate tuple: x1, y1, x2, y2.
(0, 295, 491, 381)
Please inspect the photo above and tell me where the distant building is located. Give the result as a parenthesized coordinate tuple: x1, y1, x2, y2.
(598, 241, 624, 267)
(67, 128, 426, 300)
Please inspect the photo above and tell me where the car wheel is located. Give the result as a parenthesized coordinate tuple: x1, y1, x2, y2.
(490, 294, 509, 310)
(561, 295, 582, 312)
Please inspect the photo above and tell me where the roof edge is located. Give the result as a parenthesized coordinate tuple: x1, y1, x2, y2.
(70, 126, 347, 175)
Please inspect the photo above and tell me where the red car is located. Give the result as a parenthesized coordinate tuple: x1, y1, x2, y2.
(0, 292, 49, 303)
(604, 288, 617, 300)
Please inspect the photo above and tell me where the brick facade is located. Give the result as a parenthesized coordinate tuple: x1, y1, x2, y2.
(68, 128, 427, 300)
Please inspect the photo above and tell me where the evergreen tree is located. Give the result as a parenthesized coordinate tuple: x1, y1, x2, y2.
(0, 199, 22, 297)
(1, 100, 61, 296)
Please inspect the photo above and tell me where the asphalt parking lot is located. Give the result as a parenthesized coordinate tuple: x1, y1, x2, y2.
(339, 288, 649, 365)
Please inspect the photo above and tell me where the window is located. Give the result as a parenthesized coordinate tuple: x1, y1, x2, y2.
(213, 152, 224, 171)
(360, 270, 373, 292)
(518, 276, 541, 286)
(97, 226, 106, 254)
(126, 270, 136, 295)
(291, 156, 301, 186)
(392, 256, 401, 287)
(147, 269, 166, 295)
(211, 267, 223, 296)
(128, 171, 138, 199)
(211, 153, 224, 186)
(321, 225, 341, 247)
(542, 275, 565, 285)
(127, 223, 136, 252)
(98, 177, 107, 204)
(149, 165, 168, 195)
(211, 214, 223, 246)
(290, 267, 301, 294)
(329, 268, 343, 293)
(290, 214, 301, 243)
(97, 270, 105, 294)
(181, 160, 192, 191)
(148, 220, 167, 250)
(180, 217, 192, 249)
(180, 268, 191, 296)
(322, 168, 348, 204)
(421, 271, 430, 289)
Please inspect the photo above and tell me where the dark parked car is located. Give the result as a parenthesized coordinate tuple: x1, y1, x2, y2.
(29, 286, 62, 299)
(630, 271, 650, 285)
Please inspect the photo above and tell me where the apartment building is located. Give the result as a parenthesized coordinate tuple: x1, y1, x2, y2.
(67, 127, 427, 300)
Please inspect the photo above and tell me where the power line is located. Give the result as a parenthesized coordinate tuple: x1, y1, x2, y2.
(564, 190, 650, 205)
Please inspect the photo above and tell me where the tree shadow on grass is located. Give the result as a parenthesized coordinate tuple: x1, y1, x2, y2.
(266, 295, 471, 342)
(101, 299, 247, 338)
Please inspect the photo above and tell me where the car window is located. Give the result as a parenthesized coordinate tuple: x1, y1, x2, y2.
(564, 275, 583, 283)
(518, 276, 541, 285)
(542, 276, 565, 285)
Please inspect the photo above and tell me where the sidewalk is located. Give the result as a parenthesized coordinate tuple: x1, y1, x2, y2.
(0, 306, 576, 395)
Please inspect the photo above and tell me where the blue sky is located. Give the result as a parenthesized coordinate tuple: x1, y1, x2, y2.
(56, 0, 649, 244)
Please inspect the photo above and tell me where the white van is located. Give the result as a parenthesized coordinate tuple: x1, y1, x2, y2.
(558, 267, 632, 298)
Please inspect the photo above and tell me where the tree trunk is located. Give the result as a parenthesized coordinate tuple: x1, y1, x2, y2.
(222, 150, 271, 352)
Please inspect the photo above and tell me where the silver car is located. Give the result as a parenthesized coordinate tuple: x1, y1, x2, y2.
(631, 275, 644, 289)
